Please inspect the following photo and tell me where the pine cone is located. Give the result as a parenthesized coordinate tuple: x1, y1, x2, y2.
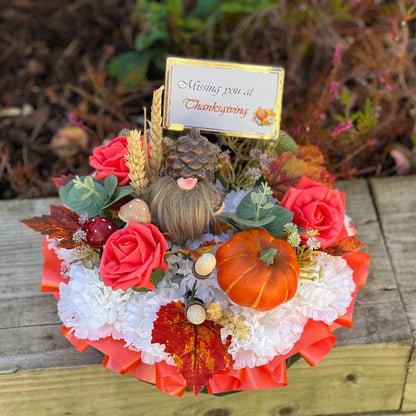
(164, 128, 218, 181)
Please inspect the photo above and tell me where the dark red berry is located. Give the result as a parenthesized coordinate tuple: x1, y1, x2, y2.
(85, 216, 118, 248)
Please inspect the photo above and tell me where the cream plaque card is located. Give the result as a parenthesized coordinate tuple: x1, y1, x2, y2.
(163, 57, 284, 139)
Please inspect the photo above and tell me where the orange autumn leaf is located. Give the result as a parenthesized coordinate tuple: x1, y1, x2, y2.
(213, 219, 233, 235)
(166, 240, 220, 260)
(297, 144, 325, 165)
(263, 151, 335, 200)
(21, 205, 80, 249)
(152, 301, 233, 396)
(324, 237, 367, 256)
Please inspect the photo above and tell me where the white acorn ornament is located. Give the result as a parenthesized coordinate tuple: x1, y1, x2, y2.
(118, 199, 151, 224)
(193, 253, 217, 280)
(185, 299, 207, 325)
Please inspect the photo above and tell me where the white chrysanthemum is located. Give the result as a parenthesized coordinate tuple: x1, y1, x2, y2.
(222, 302, 308, 369)
(222, 188, 248, 213)
(48, 239, 77, 264)
(295, 253, 355, 324)
(345, 214, 355, 236)
(48, 239, 78, 276)
(184, 232, 230, 252)
(56, 197, 357, 371)
(117, 273, 182, 365)
(58, 264, 132, 340)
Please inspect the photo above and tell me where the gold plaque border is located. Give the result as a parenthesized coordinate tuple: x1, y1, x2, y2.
(163, 57, 284, 140)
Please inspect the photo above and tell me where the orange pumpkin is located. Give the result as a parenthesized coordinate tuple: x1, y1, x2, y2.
(256, 108, 268, 120)
(216, 228, 300, 311)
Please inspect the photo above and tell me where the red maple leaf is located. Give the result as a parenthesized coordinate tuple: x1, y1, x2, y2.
(324, 237, 367, 256)
(51, 174, 75, 189)
(263, 151, 335, 200)
(21, 205, 80, 249)
(152, 301, 233, 396)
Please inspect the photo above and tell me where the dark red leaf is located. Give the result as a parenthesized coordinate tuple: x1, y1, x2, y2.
(21, 205, 80, 248)
(51, 174, 75, 189)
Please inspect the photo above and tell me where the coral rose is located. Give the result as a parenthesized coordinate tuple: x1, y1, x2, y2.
(279, 177, 348, 249)
(100, 221, 168, 291)
(89, 136, 130, 185)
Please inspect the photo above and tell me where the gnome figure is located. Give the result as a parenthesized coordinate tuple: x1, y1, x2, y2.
(148, 128, 224, 244)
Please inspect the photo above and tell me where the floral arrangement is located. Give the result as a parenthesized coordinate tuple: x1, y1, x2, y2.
(22, 86, 370, 396)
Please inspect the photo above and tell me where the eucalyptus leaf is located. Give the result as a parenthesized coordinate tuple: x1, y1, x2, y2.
(219, 212, 276, 232)
(236, 186, 263, 219)
(103, 175, 118, 196)
(103, 184, 134, 209)
(59, 176, 108, 217)
(250, 192, 260, 204)
(262, 205, 294, 236)
(217, 214, 244, 233)
(66, 188, 105, 217)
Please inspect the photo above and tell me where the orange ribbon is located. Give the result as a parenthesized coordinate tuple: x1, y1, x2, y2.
(43, 239, 370, 396)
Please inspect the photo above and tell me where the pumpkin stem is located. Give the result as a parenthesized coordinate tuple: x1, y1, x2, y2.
(259, 248, 278, 266)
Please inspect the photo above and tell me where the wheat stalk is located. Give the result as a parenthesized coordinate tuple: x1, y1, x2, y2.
(125, 129, 148, 197)
(148, 85, 165, 180)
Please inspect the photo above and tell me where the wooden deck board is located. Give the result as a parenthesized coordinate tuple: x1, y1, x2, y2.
(369, 176, 416, 412)
(0, 178, 415, 415)
(0, 342, 412, 416)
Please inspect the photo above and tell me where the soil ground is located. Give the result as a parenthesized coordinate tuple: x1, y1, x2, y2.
(0, 0, 145, 199)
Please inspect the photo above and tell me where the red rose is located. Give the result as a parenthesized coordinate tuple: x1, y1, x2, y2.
(279, 177, 348, 249)
(89, 136, 130, 185)
(100, 221, 168, 291)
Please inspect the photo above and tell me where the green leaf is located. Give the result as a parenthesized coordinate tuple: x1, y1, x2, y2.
(132, 268, 166, 293)
(59, 176, 108, 218)
(250, 192, 260, 204)
(103, 175, 118, 196)
(150, 268, 166, 287)
(236, 186, 262, 219)
(103, 184, 134, 209)
(262, 205, 294, 237)
(135, 29, 169, 51)
(108, 52, 150, 83)
(275, 132, 298, 155)
(194, 0, 221, 19)
(218, 212, 276, 232)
